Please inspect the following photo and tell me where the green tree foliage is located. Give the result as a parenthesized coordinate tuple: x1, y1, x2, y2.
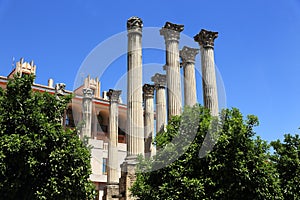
(0, 75, 95, 199)
(271, 134, 300, 199)
(131, 105, 282, 200)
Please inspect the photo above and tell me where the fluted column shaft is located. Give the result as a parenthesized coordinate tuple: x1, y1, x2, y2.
(160, 22, 184, 119)
(107, 90, 121, 184)
(143, 84, 155, 158)
(82, 88, 93, 138)
(127, 18, 144, 158)
(180, 46, 199, 107)
(201, 47, 218, 116)
(151, 73, 167, 134)
(183, 63, 197, 106)
(194, 29, 219, 116)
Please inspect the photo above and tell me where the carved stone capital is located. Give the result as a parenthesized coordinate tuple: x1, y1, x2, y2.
(83, 88, 93, 99)
(180, 46, 199, 65)
(127, 16, 143, 33)
(151, 73, 166, 89)
(194, 29, 218, 48)
(143, 84, 155, 99)
(160, 22, 184, 42)
(107, 89, 122, 103)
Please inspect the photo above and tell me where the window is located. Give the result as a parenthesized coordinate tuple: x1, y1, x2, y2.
(65, 108, 75, 127)
(102, 158, 108, 175)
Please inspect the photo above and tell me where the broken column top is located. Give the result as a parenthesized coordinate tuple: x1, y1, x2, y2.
(160, 21, 184, 41)
(180, 46, 199, 65)
(107, 89, 122, 102)
(127, 16, 143, 32)
(194, 29, 218, 48)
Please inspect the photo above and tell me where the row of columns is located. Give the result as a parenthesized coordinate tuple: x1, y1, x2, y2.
(80, 17, 220, 200)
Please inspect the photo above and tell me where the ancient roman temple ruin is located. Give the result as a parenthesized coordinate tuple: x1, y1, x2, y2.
(0, 16, 220, 200)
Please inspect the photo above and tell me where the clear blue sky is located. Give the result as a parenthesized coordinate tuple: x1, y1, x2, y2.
(1, 0, 300, 142)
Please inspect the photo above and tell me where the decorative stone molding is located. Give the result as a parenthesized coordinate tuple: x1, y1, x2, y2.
(160, 22, 184, 42)
(127, 16, 143, 32)
(194, 29, 218, 48)
(143, 84, 155, 99)
(83, 88, 93, 99)
(180, 46, 199, 65)
(107, 89, 122, 103)
(151, 73, 166, 88)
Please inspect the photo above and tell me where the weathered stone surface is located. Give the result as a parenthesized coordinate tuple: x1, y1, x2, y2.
(180, 46, 199, 106)
(119, 17, 144, 200)
(194, 29, 218, 48)
(107, 89, 122, 103)
(194, 29, 219, 116)
(152, 73, 167, 134)
(160, 22, 184, 42)
(180, 46, 199, 64)
(103, 184, 119, 200)
(127, 16, 143, 32)
(126, 16, 144, 157)
(119, 161, 138, 200)
(160, 21, 183, 118)
(143, 84, 155, 157)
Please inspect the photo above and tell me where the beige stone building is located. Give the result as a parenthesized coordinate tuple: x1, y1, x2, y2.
(0, 58, 128, 199)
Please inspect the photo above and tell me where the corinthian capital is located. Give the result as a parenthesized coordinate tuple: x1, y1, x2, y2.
(107, 89, 122, 103)
(180, 46, 199, 65)
(194, 29, 218, 48)
(127, 16, 143, 32)
(143, 84, 155, 99)
(83, 88, 93, 99)
(160, 22, 184, 42)
(151, 73, 166, 89)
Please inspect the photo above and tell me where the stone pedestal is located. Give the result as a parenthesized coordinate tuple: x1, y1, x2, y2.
(119, 159, 139, 200)
(103, 184, 119, 200)
(143, 84, 155, 158)
(103, 89, 121, 200)
(160, 22, 184, 119)
(119, 16, 144, 200)
(151, 73, 167, 134)
(194, 29, 219, 116)
(81, 88, 93, 138)
(180, 46, 199, 107)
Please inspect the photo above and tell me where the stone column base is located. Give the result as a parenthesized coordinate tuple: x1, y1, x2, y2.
(103, 184, 119, 200)
(119, 157, 138, 200)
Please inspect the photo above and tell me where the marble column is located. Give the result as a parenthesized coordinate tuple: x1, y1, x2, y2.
(126, 16, 144, 159)
(119, 16, 144, 200)
(160, 22, 184, 118)
(194, 29, 219, 116)
(82, 88, 93, 138)
(104, 89, 122, 200)
(180, 46, 199, 107)
(143, 84, 155, 158)
(151, 73, 167, 134)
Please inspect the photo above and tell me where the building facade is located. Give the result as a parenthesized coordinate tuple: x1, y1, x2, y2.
(0, 58, 128, 199)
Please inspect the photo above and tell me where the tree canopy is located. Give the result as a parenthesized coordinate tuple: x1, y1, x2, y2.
(0, 75, 95, 199)
(131, 105, 283, 199)
(271, 134, 300, 199)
